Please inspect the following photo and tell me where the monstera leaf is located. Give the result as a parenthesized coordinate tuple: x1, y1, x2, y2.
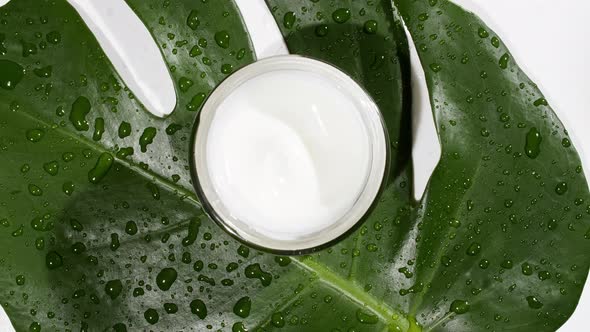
(0, 0, 588, 332)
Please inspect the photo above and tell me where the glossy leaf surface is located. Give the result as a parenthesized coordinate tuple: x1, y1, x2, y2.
(0, 0, 589, 331)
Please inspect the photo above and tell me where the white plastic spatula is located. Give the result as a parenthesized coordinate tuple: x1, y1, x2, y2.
(67, 0, 177, 117)
(233, 0, 289, 58)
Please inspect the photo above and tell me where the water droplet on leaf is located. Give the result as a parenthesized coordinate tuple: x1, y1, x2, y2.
(478, 259, 489, 269)
(16, 275, 25, 286)
(466, 242, 481, 256)
(555, 182, 568, 195)
(283, 12, 296, 29)
(178, 77, 193, 92)
(526, 296, 543, 309)
(332, 8, 351, 23)
(274, 256, 291, 266)
(93, 118, 104, 141)
(363, 20, 378, 34)
(356, 309, 378, 324)
(214, 31, 230, 49)
(491, 36, 500, 48)
(45, 251, 63, 270)
(182, 218, 201, 246)
(237, 245, 250, 258)
(187, 93, 206, 112)
(478, 27, 489, 38)
(538, 271, 551, 280)
(0, 60, 24, 90)
(441, 255, 452, 267)
(245, 263, 272, 286)
(500, 259, 513, 269)
(524, 127, 542, 159)
(69, 96, 91, 131)
(499, 53, 509, 69)
(88, 153, 114, 184)
(139, 127, 157, 152)
(116, 147, 134, 159)
(146, 182, 161, 200)
(190, 299, 207, 319)
(110, 233, 120, 251)
(70, 219, 83, 231)
(533, 98, 548, 107)
(29, 322, 41, 332)
(144, 308, 159, 325)
(46, 31, 61, 44)
(450, 300, 470, 314)
(233, 296, 251, 318)
(156, 268, 178, 291)
(71, 242, 86, 254)
(26, 129, 44, 142)
(232, 322, 248, 332)
(43, 161, 58, 176)
(271, 312, 285, 327)
(125, 220, 138, 235)
(164, 303, 178, 314)
(112, 323, 127, 332)
(429, 63, 441, 72)
(315, 25, 329, 37)
(118, 121, 131, 138)
(28, 184, 43, 196)
(186, 10, 200, 30)
(105, 279, 123, 300)
(221, 63, 233, 74)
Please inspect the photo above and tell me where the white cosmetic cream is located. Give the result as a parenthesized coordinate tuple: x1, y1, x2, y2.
(207, 69, 371, 239)
(193, 56, 387, 252)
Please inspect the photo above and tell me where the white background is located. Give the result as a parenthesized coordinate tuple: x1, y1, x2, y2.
(0, 0, 588, 330)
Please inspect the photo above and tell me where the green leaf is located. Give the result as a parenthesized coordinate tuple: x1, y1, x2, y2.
(390, 0, 590, 330)
(1, 0, 589, 332)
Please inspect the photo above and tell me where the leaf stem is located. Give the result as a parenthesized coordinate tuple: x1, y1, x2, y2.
(424, 312, 453, 332)
(293, 257, 410, 331)
(16, 109, 201, 207)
